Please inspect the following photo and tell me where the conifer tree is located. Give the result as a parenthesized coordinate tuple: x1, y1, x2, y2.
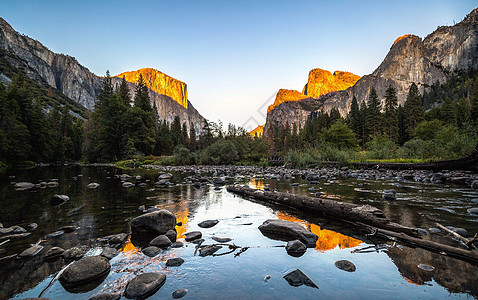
(383, 85, 398, 142)
(404, 83, 424, 136)
(347, 96, 361, 138)
(134, 74, 152, 112)
(366, 87, 382, 138)
(471, 78, 478, 125)
(117, 76, 131, 107)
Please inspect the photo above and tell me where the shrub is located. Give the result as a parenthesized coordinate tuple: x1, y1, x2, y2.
(320, 120, 358, 149)
(174, 146, 193, 165)
(366, 134, 399, 159)
(198, 140, 239, 165)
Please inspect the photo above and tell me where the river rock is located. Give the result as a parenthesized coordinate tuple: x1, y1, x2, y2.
(14, 182, 35, 190)
(283, 269, 318, 288)
(27, 223, 38, 230)
(142, 246, 161, 257)
(199, 245, 222, 257)
(122, 182, 135, 188)
(472, 180, 478, 189)
(172, 288, 188, 299)
(44, 247, 65, 260)
(165, 229, 177, 243)
(198, 220, 219, 228)
(62, 246, 88, 260)
(382, 189, 397, 200)
(51, 194, 69, 205)
(446, 226, 468, 237)
(131, 210, 176, 236)
(158, 173, 172, 180)
(335, 260, 356, 272)
(212, 177, 225, 185)
(88, 292, 121, 300)
(47, 181, 59, 187)
(0, 225, 26, 236)
(184, 231, 202, 242)
(59, 225, 78, 233)
(19, 245, 44, 258)
(467, 207, 478, 215)
(87, 183, 100, 189)
(285, 240, 307, 257)
(99, 233, 129, 246)
(124, 273, 166, 299)
(59, 256, 111, 287)
(166, 257, 184, 267)
(150, 235, 172, 248)
(258, 219, 318, 247)
(101, 247, 119, 260)
(171, 241, 184, 248)
(211, 236, 232, 243)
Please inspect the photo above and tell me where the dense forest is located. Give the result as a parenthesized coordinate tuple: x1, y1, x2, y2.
(1, 68, 478, 171)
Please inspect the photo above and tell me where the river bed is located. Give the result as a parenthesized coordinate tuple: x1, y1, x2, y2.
(1, 166, 478, 299)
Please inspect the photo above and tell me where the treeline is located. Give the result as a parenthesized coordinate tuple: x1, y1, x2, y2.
(0, 74, 82, 169)
(271, 70, 478, 166)
(84, 71, 268, 165)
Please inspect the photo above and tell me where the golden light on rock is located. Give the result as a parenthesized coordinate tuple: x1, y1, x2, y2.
(249, 124, 264, 137)
(267, 89, 310, 112)
(303, 68, 360, 99)
(392, 34, 413, 46)
(116, 68, 188, 109)
(276, 212, 362, 251)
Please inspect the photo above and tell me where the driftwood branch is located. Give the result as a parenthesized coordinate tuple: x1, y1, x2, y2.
(435, 223, 478, 252)
(227, 185, 417, 236)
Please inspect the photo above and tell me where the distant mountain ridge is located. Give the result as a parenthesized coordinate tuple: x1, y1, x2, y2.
(0, 18, 205, 132)
(264, 7, 478, 136)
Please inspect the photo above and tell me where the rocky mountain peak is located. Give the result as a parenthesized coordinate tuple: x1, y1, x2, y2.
(267, 89, 309, 112)
(116, 68, 188, 109)
(303, 68, 360, 99)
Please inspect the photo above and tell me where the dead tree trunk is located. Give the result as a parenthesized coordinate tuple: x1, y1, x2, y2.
(226, 185, 418, 236)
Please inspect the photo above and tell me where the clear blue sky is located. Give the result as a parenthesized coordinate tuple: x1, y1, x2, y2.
(2, 0, 476, 130)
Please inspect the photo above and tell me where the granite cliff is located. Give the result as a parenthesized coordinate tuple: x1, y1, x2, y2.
(264, 7, 478, 135)
(0, 18, 205, 132)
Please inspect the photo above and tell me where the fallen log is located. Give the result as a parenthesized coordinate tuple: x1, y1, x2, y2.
(435, 223, 478, 252)
(226, 185, 418, 237)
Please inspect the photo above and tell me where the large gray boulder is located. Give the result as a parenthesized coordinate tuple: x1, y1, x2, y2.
(59, 256, 111, 287)
(258, 219, 318, 247)
(124, 273, 166, 299)
(131, 210, 176, 236)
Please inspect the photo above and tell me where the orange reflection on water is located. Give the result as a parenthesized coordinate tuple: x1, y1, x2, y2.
(276, 212, 363, 251)
(175, 209, 189, 239)
(404, 276, 422, 286)
(251, 178, 265, 189)
(120, 239, 140, 257)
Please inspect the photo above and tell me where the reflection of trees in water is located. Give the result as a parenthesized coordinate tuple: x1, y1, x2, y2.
(386, 245, 478, 297)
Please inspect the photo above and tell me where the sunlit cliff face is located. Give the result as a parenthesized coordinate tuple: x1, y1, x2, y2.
(303, 68, 361, 99)
(116, 68, 188, 108)
(276, 212, 363, 251)
(392, 34, 413, 47)
(249, 125, 264, 137)
(267, 89, 310, 113)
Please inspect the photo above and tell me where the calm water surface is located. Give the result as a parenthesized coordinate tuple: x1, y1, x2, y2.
(1, 166, 477, 299)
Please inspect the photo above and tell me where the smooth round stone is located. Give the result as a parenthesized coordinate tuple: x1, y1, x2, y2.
(335, 260, 356, 272)
(285, 240, 307, 257)
(165, 229, 177, 243)
(88, 292, 121, 300)
(198, 220, 219, 228)
(124, 273, 166, 299)
(172, 288, 188, 299)
(150, 235, 172, 248)
(87, 182, 100, 189)
(51, 194, 69, 205)
(211, 236, 232, 243)
(184, 231, 202, 242)
(166, 257, 184, 267)
(44, 246, 65, 260)
(59, 256, 111, 287)
(19, 245, 44, 258)
(101, 247, 119, 260)
(171, 241, 184, 248)
(467, 207, 478, 215)
(418, 264, 435, 272)
(142, 246, 161, 257)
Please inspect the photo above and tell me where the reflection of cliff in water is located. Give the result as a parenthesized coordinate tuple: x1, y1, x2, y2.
(386, 245, 478, 297)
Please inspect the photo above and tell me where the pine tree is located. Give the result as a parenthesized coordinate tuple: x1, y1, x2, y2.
(97, 70, 113, 108)
(440, 96, 457, 126)
(134, 74, 152, 112)
(383, 85, 398, 142)
(358, 100, 368, 146)
(404, 83, 424, 136)
(366, 87, 382, 139)
(189, 124, 197, 150)
(471, 78, 478, 125)
(117, 76, 131, 107)
(397, 104, 407, 145)
(347, 96, 361, 138)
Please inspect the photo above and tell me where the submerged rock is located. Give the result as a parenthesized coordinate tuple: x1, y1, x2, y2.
(199, 245, 222, 257)
(258, 219, 318, 247)
(382, 189, 397, 200)
(198, 220, 219, 228)
(334, 260, 356, 272)
(14, 182, 35, 190)
(0, 225, 26, 236)
(166, 257, 185, 267)
(101, 247, 119, 260)
(211, 236, 232, 243)
(87, 182, 100, 189)
(44, 247, 65, 260)
(62, 246, 88, 260)
(131, 210, 176, 236)
(285, 240, 307, 257)
(171, 241, 184, 248)
(142, 246, 161, 257)
(124, 273, 166, 299)
(122, 182, 135, 188)
(19, 245, 44, 258)
(59, 256, 111, 287)
(283, 269, 318, 289)
(51, 194, 69, 205)
(184, 231, 202, 242)
(88, 292, 121, 300)
(172, 288, 188, 299)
